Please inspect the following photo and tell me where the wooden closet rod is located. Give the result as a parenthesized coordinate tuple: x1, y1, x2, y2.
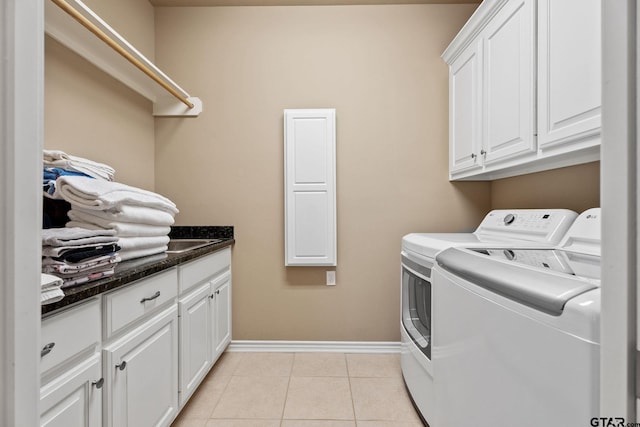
(50, 0, 194, 109)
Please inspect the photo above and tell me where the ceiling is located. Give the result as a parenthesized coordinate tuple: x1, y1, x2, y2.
(149, 0, 480, 7)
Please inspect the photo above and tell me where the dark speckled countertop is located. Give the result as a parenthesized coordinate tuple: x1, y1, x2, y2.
(42, 226, 234, 316)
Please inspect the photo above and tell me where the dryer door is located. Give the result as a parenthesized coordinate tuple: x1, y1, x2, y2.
(401, 254, 432, 360)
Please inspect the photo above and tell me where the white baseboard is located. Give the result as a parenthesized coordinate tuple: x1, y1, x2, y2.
(227, 340, 401, 354)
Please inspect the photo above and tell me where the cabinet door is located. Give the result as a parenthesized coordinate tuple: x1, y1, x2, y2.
(537, 0, 601, 150)
(284, 109, 337, 266)
(178, 282, 212, 407)
(212, 272, 232, 360)
(449, 39, 483, 174)
(482, 0, 536, 165)
(40, 354, 102, 427)
(104, 306, 178, 427)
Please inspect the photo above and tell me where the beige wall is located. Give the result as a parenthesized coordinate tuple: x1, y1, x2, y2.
(44, 0, 156, 191)
(154, 4, 488, 341)
(491, 162, 600, 213)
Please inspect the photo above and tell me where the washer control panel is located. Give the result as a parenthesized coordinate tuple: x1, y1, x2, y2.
(475, 209, 579, 244)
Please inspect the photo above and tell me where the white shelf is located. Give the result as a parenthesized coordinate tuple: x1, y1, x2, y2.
(44, 0, 202, 117)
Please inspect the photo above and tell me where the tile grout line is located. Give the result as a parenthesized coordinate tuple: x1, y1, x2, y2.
(345, 353, 360, 426)
(279, 353, 296, 426)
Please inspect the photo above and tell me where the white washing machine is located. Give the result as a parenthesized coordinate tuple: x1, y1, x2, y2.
(431, 208, 601, 427)
(400, 209, 578, 425)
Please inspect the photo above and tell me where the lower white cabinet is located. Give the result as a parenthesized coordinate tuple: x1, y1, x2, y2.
(212, 272, 231, 359)
(40, 298, 102, 427)
(178, 282, 213, 406)
(40, 247, 232, 427)
(40, 354, 102, 427)
(103, 305, 179, 427)
(177, 248, 232, 407)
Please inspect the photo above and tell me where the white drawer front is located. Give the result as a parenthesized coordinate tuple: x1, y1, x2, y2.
(105, 268, 178, 338)
(41, 298, 101, 374)
(179, 248, 231, 294)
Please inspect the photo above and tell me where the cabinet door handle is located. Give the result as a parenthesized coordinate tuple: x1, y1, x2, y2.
(92, 378, 104, 389)
(140, 291, 161, 304)
(116, 361, 127, 371)
(216, 290, 220, 295)
(209, 294, 215, 299)
(480, 149, 486, 155)
(470, 153, 476, 159)
(41, 342, 55, 357)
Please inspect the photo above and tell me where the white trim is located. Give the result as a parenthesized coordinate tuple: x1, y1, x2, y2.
(1, 0, 44, 425)
(601, 0, 637, 418)
(227, 340, 401, 354)
(441, 0, 509, 63)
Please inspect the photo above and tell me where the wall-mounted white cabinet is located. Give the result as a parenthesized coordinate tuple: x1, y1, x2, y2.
(284, 109, 337, 267)
(449, 39, 483, 175)
(443, 0, 601, 181)
(537, 0, 601, 152)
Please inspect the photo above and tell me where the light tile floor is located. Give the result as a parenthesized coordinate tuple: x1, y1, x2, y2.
(171, 352, 425, 427)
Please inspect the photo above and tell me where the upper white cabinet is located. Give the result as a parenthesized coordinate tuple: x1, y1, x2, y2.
(482, 0, 535, 165)
(449, 39, 483, 175)
(537, 0, 601, 152)
(443, 0, 601, 180)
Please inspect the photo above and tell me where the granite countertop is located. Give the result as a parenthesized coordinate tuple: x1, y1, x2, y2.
(42, 226, 234, 316)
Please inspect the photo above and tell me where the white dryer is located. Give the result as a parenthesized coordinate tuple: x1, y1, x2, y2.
(400, 209, 578, 425)
(431, 208, 601, 427)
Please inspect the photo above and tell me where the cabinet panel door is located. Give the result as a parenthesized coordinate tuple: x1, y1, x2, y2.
(449, 40, 483, 174)
(178, 283, 212, 407)
(40, 354, 102, 427)
(537, 0, 601, 149)
(482, 0, 535, 164)
(212, 274, 232, 359)
(104, 306, 178, 427)
(284, 109, 336, 266)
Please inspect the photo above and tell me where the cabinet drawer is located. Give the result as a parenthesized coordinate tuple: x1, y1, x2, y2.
(179, 248, 231, 294)
(41, 298, 101, 374)
(105, 268, 178, 338)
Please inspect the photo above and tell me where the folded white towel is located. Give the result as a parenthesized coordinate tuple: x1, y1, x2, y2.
(42, 227, 117, 247)
(40, 273, 64, 305)
(41, 272, 63, 289)
(41, 288, 65, 305)
(118, 245, 168, 261)
(69, 205, 175, 227)
(66, 219, 171, 238)
(43, 149, 115, 181)
(117, 236, 170, 251)
(55, 176, 178, 215)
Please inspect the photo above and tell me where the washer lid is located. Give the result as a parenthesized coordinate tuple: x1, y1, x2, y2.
(402, 233, 544, 260)
(436, 247, 599, 316)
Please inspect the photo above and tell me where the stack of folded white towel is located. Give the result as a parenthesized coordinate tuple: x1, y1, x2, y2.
(54, 176, 178, 261)
(42, 227, 121, 289)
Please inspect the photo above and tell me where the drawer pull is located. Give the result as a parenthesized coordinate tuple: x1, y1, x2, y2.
(41, 342, 55, 357)
(92, 378, 104, 389)
(140, 291, 161, 304)
(116, 361, 127, 371)
(216, 290, 220, 295)
(209, 294, 215, 299)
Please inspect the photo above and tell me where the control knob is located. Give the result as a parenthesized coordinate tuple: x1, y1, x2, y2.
(503, 214, 516, 225)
